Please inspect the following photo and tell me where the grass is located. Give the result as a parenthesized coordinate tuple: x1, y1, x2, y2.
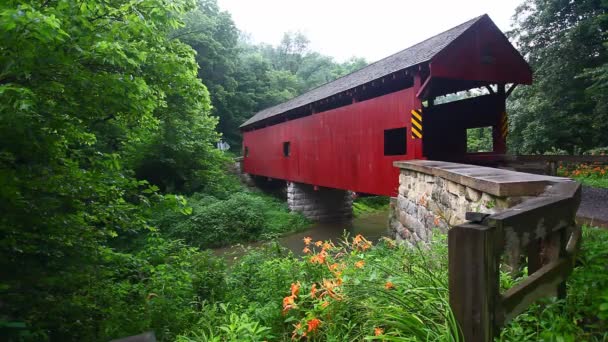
(558, 163, 608, 189)
(353, 196, 390, 217)
(498, 225, 608, 341)
(572, 176, 608, 188)
(174, 226, 608, 341)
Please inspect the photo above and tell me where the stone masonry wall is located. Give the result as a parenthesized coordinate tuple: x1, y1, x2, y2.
(287, 182, 353, 222)
(389, 168, 528, 245)
(232, 157, 255, 188)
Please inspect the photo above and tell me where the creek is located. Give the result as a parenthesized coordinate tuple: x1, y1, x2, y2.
(213, 210, 389, 259)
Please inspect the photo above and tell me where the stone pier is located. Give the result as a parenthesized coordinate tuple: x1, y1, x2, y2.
(287, 182, 353, 222)
(389, 160, 570, 245)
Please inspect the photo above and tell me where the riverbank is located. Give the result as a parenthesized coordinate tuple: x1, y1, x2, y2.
(175, 225, 608, 341)
(353, 196, 390, 217)
(213, 210, 389, 260)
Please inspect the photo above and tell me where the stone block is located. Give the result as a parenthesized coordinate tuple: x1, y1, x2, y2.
(398, 185, 408, 197)
(480, 192, 497, 210)
(465, 187, 482, 202)
(447, 180, 465, 196)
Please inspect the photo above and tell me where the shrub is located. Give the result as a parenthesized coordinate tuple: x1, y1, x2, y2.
(177, 227, 608, 341)
(156, 192, 308, 249)
(3, 234, 229, 341)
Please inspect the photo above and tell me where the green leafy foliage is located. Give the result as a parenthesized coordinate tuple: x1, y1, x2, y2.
(172, 227, 608, 341)
(353, 196, 390, 217)
(154, 191, 309, 249)
(0, 0, 222, 338)
(499, 226, 608, 341)
(507, 0, 608, 153)
(558, 162, 608, 188)
(466, 127, 494, 153)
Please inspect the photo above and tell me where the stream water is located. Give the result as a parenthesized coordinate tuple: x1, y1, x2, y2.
(213, 210, 390, 259)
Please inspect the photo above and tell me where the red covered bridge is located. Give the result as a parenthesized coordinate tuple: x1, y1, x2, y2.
(240, 14, 532, 199)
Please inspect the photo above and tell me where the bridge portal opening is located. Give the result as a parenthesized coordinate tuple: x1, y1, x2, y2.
(384, 127, 408, 156)
(423, 93, 505, 161)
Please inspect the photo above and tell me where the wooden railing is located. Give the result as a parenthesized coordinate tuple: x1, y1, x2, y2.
(463, 154, 608, 176)
(448, 180, 582, 341)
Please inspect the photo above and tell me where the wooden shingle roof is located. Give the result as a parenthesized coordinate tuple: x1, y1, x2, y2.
(241, 14, 486, 128)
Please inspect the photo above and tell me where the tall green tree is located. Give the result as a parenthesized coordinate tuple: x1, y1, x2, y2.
(507, 0, 608, 154)
(0, 0, 218, 338)
(177, 10, 367, 149)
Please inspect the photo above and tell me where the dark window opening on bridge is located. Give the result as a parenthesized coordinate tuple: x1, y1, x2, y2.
(384, 128, 407, 156)
(283, 141, 291, 157)
(244, 146, 249, 157)
(466, 126, 494, 153)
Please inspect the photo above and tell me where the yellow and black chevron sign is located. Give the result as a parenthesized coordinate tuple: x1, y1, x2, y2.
(500, 112, 508, 139)
(411, 109, 423, 139)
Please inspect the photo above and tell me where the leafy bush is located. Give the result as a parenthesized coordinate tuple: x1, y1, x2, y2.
(155, 191, 308, 249)
(175, 227, 608, 341)
(2, 235, 228, 341)
(176, 303, 273, 342)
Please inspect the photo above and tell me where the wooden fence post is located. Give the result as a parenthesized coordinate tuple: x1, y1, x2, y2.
(449, 223, 501, 342)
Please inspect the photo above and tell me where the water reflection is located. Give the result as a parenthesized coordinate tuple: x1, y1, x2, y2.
(213, 211, 389, 260)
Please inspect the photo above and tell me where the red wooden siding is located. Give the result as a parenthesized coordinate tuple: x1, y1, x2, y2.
(242, 89, 419, 196)
(430, 18, 532, 85)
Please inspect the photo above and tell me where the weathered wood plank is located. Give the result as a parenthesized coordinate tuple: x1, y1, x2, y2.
(500, 257, 572, 325)
(513, 155, 608, 163)
(487, 195, 576, 251)
(449, 223, 501, 342)
(527, 238, 542, 274)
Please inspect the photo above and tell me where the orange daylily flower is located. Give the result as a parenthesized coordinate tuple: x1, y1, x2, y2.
(353, 234, 372, 251)
(310, 250, 327, 264)
(384, 281, 395, 290)
(307, 318, 321, 332)
(303, 236, 312, 245)
(282, 295, 297, 314)
(292, 322, 305, 340)
(283, 295, 295, 306)
(323, 242, 334, 250)
(419, 196, 427, 206)
(315, 240, 323, 247)
(434, 216, 441, 226)
(355, 260, 365, 268)
(328, 262, 344, 277)
(320, 278, 343, 300)
(303, 246, 311, 254)
(381, 237, 396, 248)
(374, 327, 384, 336)
(291, 282, 300, 297)
(310, 283, 318, 298)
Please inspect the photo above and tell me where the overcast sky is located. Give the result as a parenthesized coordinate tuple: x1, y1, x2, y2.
(217, 0, 523, 62)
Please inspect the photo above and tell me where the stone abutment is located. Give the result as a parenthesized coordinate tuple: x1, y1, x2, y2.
(389, 160, 571, 246)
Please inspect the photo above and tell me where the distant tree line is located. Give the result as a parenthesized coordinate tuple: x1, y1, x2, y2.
(174, 0, 367, 149)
